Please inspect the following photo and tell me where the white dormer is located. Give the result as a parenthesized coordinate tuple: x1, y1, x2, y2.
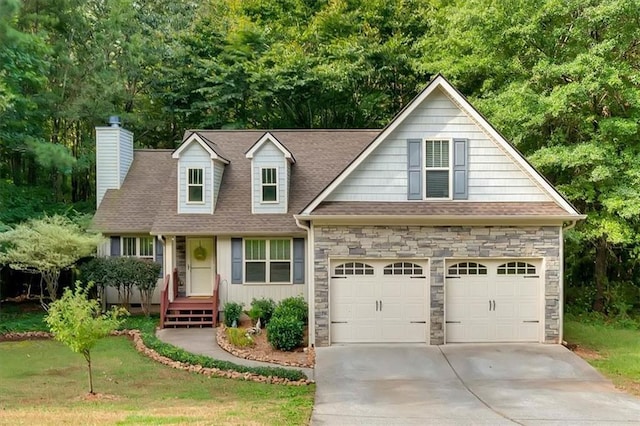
(173, 132, 229, 214)
(245, 132, 295, 214)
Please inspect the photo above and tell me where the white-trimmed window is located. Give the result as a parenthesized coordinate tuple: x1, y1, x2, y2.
(425, 139, 450, 198)
(122, 236, 154, 259)
(187, 168, 204, 203)
(261, 167, 278, 202)
(245, 239, 291, 283)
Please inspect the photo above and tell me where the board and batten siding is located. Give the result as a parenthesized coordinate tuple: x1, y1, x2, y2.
(177, 142, 213, 214)
(252, 142, 288, 213)
(216, 237, 306, 309)
(326, 88, 550, 202)
(95, 127, 134, 208)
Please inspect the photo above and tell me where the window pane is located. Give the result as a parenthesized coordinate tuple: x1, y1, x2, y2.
(245, 240, 266, 260)
(189, 168, 203, 185)
(122, 237, 136, 256)
(426, 171, 449, 197)
(246, 262, 266, 282)
(262, 168, 277, 184)
(426, 140, 449, 168)
(139, 237, 154, 257)
(262, 185, 277, 202)
(188, 185, 203, 202)
(270, 239, 290, 260)
(270, 262, 291, 282)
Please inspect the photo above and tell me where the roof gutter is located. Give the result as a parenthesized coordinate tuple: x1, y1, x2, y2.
(295, 214, 586, 226)
(295, 216, 315, 348)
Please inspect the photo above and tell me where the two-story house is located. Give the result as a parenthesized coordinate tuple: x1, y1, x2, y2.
(92, 75, 584, 347)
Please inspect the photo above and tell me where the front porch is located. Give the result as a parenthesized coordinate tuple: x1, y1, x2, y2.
(159, 267, 220, 328)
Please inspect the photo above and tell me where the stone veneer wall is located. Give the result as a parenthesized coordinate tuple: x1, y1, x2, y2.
(313, 225, 561, 347)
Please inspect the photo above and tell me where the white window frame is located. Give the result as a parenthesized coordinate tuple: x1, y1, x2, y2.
(121, 236, 155, 260)
(187, 167, 205, 204)
(243, 238, 292, 284)
(260, 167, 279, 203)
(424, 139, 453, 200)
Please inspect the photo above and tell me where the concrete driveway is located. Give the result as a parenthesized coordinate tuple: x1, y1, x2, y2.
(312, 344, 640, 425)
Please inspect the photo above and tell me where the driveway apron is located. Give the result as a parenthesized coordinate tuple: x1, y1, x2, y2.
(312, 344, 640, 425)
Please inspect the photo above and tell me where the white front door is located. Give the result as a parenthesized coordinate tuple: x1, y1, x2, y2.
(330, 260, 428, 343)
(445, 260, 541, 343)
(186, 237, 215, 296)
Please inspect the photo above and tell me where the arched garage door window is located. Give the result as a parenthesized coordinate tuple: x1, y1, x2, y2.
(334, 262, 374, 276)
(383, 262, 423, 275)
(497, 261, 536, 275)
(447, 262, 488, 276)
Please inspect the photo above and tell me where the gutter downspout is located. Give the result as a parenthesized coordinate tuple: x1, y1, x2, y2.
(295, 216, 315, 347)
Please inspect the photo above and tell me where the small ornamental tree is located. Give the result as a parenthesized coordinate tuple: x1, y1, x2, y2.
(45, 282, 126, 395)
(0, 215, 101, 303)
(131, 259, 161, 317)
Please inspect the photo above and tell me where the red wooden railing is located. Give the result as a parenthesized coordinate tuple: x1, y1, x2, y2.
(159, 273, 170, 328)
(212, 274, 220, 327)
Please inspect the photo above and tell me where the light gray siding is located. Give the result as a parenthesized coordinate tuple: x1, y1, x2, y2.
(326, 88, 549, 202)
(177, 142, 213, 214)
(96, 126, 133, 208)
(213, 161, 225, 210)
(252, 142, 287, 214)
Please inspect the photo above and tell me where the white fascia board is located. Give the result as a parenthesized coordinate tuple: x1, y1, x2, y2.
(172, 133, 229, 163)
(302, 74, 582, 217)
(245, 132, 296, 164)
(295, 213, 585, 226)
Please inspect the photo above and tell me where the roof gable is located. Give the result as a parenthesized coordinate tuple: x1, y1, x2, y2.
(172, 132, 230, 163)
(301, 74, 581, 216)
(245, 132, 296, 163)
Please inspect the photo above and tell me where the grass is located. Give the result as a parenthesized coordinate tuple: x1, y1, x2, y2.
(0, 336, 314, 425)
(0, 304, 48, 333)
(564, 316, 640, 395)
(226, 327, 256, 347)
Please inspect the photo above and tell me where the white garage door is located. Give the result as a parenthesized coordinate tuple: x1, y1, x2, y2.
(330, 260, 427, 343)
(446, 260, 541, 343)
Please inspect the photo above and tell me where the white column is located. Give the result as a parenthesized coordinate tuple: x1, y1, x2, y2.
(165, 237, 175, 302)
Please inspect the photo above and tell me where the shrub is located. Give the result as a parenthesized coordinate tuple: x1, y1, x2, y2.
(226, 327, 255, 348)
(267, 315, 304, 351)
(248, 297, 276, 325)
(224, 301, 243, 327)
(273, 296, 308, 324)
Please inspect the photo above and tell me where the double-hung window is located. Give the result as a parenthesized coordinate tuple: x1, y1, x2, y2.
(122, 236, 154, 260)
(245, 239, 291, 283)
(187, 168, 204, 203)
(261, 168, 278, 202)
(425, 139, 450, 198)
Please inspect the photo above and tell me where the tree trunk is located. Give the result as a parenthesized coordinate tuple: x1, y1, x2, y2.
(84, 349, 94, 395)
(593, 237, 608, 312)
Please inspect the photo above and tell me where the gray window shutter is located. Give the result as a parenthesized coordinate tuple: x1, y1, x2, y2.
(110, 236, 121, 256)
(292, 238, 305, 284)
(231, 238, 243, 284)
(453, 138, 468, 200)
(407, 139, 422, 200)
(155, 237, 164, 277)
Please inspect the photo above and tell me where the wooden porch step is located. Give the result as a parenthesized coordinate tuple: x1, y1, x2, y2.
(163, 320, 214, 327)
(165, 313, 214, 318)
(168, 303, 213, 310)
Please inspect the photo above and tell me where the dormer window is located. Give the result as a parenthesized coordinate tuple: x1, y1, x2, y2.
(261, 168, 278, 203)
(425, 139, 450, 198)
(187, 168, 204, 203)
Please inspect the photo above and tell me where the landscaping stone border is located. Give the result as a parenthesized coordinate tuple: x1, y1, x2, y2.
(216, 324, 315, 368)
(0, 330, 312, 386)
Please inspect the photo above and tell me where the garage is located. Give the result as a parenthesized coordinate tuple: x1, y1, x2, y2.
(330, 260, 428, 343)
(445, 260, 541, 343)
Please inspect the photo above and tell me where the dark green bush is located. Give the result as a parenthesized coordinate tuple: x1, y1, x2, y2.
(273, 295, 308, 324)
(267, 315, 304, 351)
(248, 297, 276, 325)
(224, 301, 243, 327)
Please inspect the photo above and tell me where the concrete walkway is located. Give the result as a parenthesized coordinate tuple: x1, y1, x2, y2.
(312, 343, 640, 425)
(155, 328, 314, 380)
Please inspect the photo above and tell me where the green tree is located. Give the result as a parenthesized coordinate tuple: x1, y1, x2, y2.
(45, 282, 126, 394)
(0, 215, 101, 303)
(420, 0, 640, 312)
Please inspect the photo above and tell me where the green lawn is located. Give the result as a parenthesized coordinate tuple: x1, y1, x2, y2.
(564, 319, 640, 394)
(0, 336, 314, 425)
